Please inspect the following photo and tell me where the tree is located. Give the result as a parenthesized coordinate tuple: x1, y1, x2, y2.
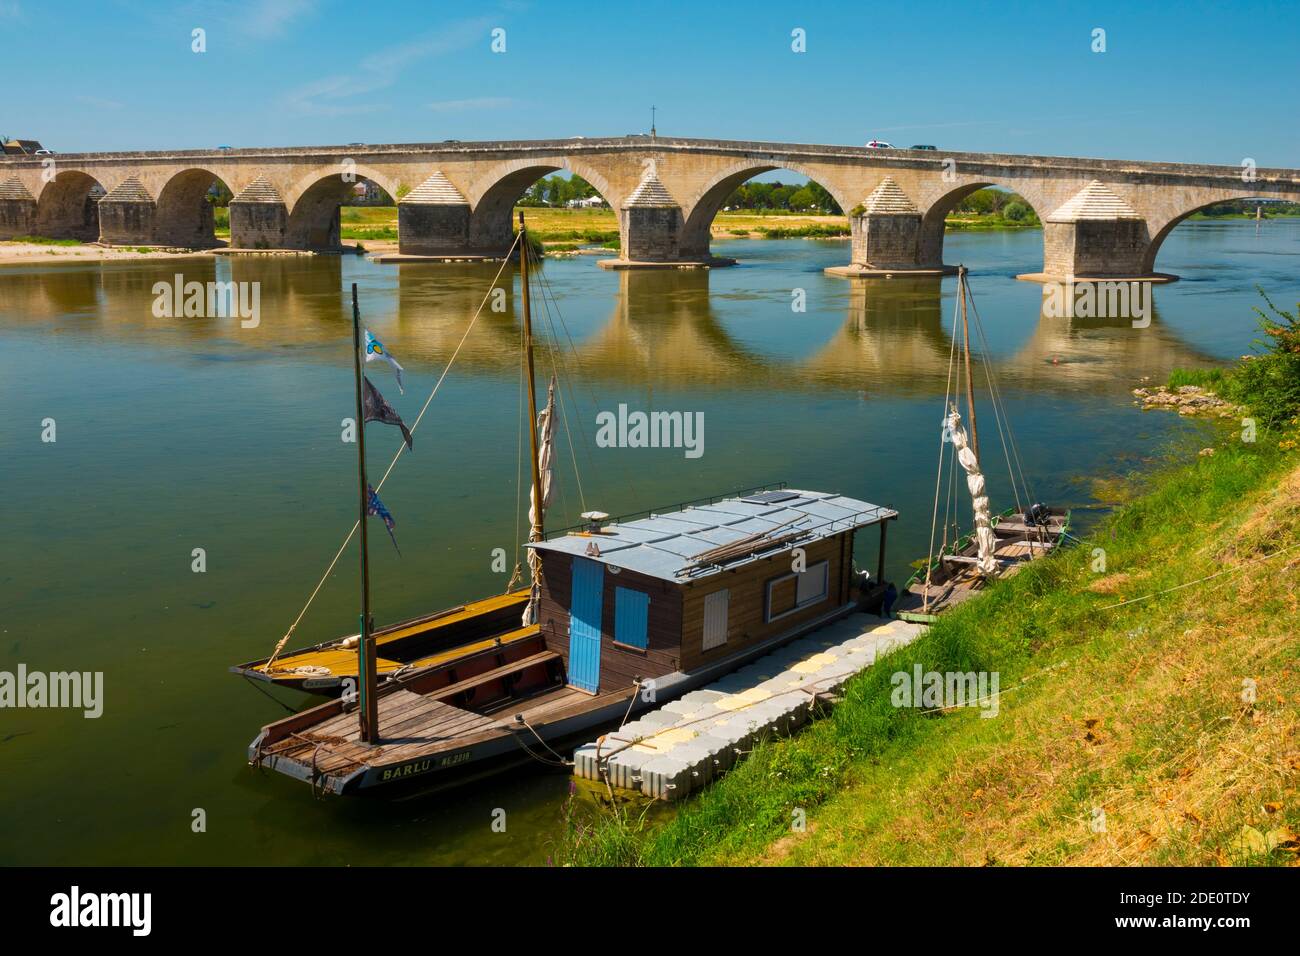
(804, 181, 842, 214)
(1003, 201, 1030, 222)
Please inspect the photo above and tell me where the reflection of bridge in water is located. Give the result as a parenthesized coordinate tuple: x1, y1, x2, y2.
(0, 261, 1218, 397)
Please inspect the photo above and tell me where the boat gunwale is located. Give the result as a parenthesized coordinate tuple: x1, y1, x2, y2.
(229, 587, 531, 679)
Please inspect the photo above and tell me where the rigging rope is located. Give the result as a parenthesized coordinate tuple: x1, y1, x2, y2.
(923, 283, 963, 607)
(264, 233, 524, 670)
(507, 301, 527, 593)
(532, 254, 643, 509)
(533, 262, 595, 514)
(965, 280, 1036, 508)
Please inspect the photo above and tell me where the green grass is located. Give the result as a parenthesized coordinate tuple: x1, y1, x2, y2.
(3, 235, 83, 246)
(752, 224, 850, 239)
(558, 436, 1298, 866)
(1167, 367, 1228, 390)
(559, 294, 1300, 866)
(944, 215, 1041, 231)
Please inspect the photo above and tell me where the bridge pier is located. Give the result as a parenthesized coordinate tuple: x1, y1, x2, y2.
(600, 172, 732, 270)
(1019, 181, 1170, 282)
(826, 178, 954, 278)
(96, 177, 157, 245)
(228, 177, 288, 250)
(0, 178, 37, 239)
(396, 173, 472, 257)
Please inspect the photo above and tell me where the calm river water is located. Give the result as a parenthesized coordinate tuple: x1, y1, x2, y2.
(1, 220, 1296, 865)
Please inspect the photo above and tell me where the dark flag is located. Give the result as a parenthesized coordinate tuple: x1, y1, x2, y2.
(362, 376, 413, 451)
(366, 484, 400, 555)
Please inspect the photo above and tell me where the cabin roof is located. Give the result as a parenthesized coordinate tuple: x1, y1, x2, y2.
(527, 489, 895, 583)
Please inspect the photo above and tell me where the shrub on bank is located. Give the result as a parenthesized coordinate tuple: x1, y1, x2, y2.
(1170, 291, 1300, 430)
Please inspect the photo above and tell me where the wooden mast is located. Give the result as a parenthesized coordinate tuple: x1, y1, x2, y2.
(520, 213, 545, 547)
(958, 265, 980, 462)
(351, 283, 379, 744)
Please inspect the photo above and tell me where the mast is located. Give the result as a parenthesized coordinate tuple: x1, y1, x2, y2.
(351, 283, 379, 744)
(958, 265, 980, 462)
(520, 213, 545, 547)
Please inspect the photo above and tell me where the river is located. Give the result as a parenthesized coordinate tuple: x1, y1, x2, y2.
(1, 219, 1296, 864)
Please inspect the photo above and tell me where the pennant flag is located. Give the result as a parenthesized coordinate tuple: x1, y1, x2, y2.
(366, 484, 400, 555)
(364, 329, 405, 394)
(362, 376, 413, 451)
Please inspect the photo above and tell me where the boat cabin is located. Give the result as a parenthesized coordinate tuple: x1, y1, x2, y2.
(527, 488, 897, 695)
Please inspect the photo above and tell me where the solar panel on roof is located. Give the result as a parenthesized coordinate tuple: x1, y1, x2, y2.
(527, 489, 895, 582)
(739, 490, 800, 505)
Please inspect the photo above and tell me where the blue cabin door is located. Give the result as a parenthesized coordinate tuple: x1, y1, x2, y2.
(567, 557, 604, 693)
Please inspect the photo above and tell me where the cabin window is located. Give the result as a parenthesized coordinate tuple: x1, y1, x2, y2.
(613, 587, 650, 650)
(765, 560, 829, 623)
(702, 588, 729, 651)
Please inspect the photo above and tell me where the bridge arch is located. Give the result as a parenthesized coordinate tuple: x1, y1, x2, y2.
(155, 168, 232, 248)
(466, 158, 619, 254)
(679, 161, 853, 260)
(918, 181, 1049, 269)
(1141, 194, 1273, 274)
(35, 171, 106, 241)
(284, 168, 396, 250)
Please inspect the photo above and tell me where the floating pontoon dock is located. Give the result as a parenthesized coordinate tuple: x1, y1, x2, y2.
(573, 612, 925, 800)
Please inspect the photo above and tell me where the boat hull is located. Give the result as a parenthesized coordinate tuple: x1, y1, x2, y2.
(893, 508, 1071, 622)
(231, 589, 531, 694)
(248, 601, 864, 797)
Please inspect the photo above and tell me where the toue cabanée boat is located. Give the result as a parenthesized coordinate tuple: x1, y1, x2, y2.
(236, 215, 898, 796)
(249, 486, 897, 795)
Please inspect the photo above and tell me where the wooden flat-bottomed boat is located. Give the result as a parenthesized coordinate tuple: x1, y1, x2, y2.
(891, 265, 1070, 623)
(892, 507, 1069, 622)
(231, 590, 530, 694)
(250, 487, 897, 796)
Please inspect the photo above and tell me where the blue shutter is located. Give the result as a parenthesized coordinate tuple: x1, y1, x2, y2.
(567, 557, 604, 693)
(614, 587, 650, 650)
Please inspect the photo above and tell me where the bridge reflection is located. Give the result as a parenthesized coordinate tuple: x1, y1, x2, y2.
(0, 259, 1218, 397)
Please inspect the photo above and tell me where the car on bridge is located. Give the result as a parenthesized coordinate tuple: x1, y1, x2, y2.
(865, 140, 894, 149)
(910, 144, 937, 150)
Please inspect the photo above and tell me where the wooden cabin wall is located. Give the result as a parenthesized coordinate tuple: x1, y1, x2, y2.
(535, 552, 683, 695)
(678, 532, 852, 673)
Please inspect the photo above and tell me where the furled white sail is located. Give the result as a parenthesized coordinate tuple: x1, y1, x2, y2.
(947, 405, 998, 576)
(523, 377, 557, 625)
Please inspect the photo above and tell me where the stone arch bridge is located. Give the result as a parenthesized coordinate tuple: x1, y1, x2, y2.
(1, 136, 1296, 281)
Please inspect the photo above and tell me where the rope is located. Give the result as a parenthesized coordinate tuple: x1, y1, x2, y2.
(240, 674, 299, 715)
(513, 714, 572, 767)
(1096, 540, 1300, 611)
(532, 252, 639, 509)
(617, 679, 641, 731)
(533, 260, 594, 514)
(264, 233, 524, 670)
(966, 281, 1036, 509)
(923, 280, 963, 608)
(511, 304, 526, 589)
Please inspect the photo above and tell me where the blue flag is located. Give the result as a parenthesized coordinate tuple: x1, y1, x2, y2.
(364, 329, 405, 394)
(366, 484, 400, 555)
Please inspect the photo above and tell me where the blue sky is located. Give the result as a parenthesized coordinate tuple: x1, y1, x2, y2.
(3, 0, 1296, 167)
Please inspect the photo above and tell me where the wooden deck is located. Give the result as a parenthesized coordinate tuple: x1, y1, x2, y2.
(258, 691, 502, 775)
(254, 675, 619, 789)
(894, 512, 1068, 620)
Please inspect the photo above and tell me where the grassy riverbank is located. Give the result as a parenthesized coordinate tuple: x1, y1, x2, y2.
(558, 298, 1300, 868)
